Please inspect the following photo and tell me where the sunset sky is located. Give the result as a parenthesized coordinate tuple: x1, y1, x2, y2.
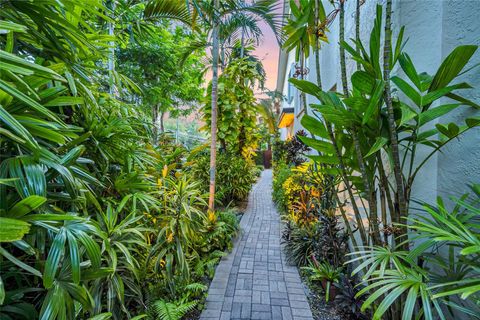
(253, 20, 281, 93)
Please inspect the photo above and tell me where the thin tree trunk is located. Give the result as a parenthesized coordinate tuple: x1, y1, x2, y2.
(208, 0, 220, 211)
(240, 28, 245, 58)
(383, 0, 407, 240)
(339, 0, 380, 245)
(339, 1, 348, 96)
(152, 104, 159, 145)
(299, 45, 308, 115)
(220, 43, 225, 71)
(335, 193, 358, 249)
(108, 0, 116, 95)
(326, 123, 367, 245)
(355, 0, 361, 71)
(160, 111, 165, 133)
(314, 0, 322, 90)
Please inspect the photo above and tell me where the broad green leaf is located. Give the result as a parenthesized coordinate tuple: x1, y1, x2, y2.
(44, 229, 67, 288)
(466, 117, 480, 128)
(391, 76, 421, 106)
(8, 195, 47, 218)
(430, 45, 478, 91)
(418, 104, 461, 126)
(0, 217, 31, 242)
(298, 136, 335, 154)
(399, 102, 418, 126)
(44, 96, 84, 107)
(289, 78, 321, 99)
(399, 53, 421, 90)
(308, 155, 340, 165)
(351, 71, 375, 94)
(422, 83, 471, 107)
(364, 137, 388, 158)
(362, 80, 385, 124)
(300, 114, 329, 139)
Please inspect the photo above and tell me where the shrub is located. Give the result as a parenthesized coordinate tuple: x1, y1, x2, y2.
(272, 163, 293, 212)
(282, 222, 317, 266)
(285, 130, 310, 166)
(273, 162, 323, 220)
(189, 152, 258, 206)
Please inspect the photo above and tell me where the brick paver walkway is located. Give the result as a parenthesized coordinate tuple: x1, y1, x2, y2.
(200, 170, 313, 320)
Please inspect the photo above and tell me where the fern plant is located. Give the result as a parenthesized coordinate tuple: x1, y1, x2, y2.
(149, 299, 197, 320)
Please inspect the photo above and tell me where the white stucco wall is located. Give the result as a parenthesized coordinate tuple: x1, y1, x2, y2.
(278, 0, 480, 205)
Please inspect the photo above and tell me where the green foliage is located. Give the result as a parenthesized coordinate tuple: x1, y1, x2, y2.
(190, 152, 258, 206)
(203, 57, 264, 159)
(282, 223, 317, 267)
(348, 189, 480, 319)
(285, 4, 479, 319)
(272, 163, 293, 212)
(0, 1, 245, 319)
(149, 299, 197, 320)
(301, 257, 342, 302)
(116, 24, 205, 143)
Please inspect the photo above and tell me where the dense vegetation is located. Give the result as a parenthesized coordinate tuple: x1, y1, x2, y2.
(0, 1, 272, 319)
(274, 0, 480, 319)
(1, 0, 478, 320)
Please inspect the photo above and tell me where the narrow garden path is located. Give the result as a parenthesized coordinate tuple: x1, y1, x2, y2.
(200, 170, 313, 320)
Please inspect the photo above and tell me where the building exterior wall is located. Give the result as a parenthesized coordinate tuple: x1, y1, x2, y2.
(276, 0, 480, 206)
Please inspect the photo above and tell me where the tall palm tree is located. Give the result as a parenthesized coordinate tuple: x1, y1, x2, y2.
(144, 0, 283, 210)
(209, 0, 220, 210)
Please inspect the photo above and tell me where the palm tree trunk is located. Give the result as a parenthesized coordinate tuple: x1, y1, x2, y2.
(208, 0, 220, 211)
(383, 0, 407, 238)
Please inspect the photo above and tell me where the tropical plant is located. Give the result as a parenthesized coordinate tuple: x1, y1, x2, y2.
(315, 213, 348, 268)
(148, 173, 207, 295)
(334, 274, 369, 320)
(291, 4, 480, 248)
(347, 188, 480, 319)
(202, 55, 265, 158)
(116, 23, 205, 145)
(302, 257, 342, 302)
(189, 152, 258, 206)
(282, 222, 317, 267)
(148, 299, 197, 320)
(144, 0, 282, 210)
